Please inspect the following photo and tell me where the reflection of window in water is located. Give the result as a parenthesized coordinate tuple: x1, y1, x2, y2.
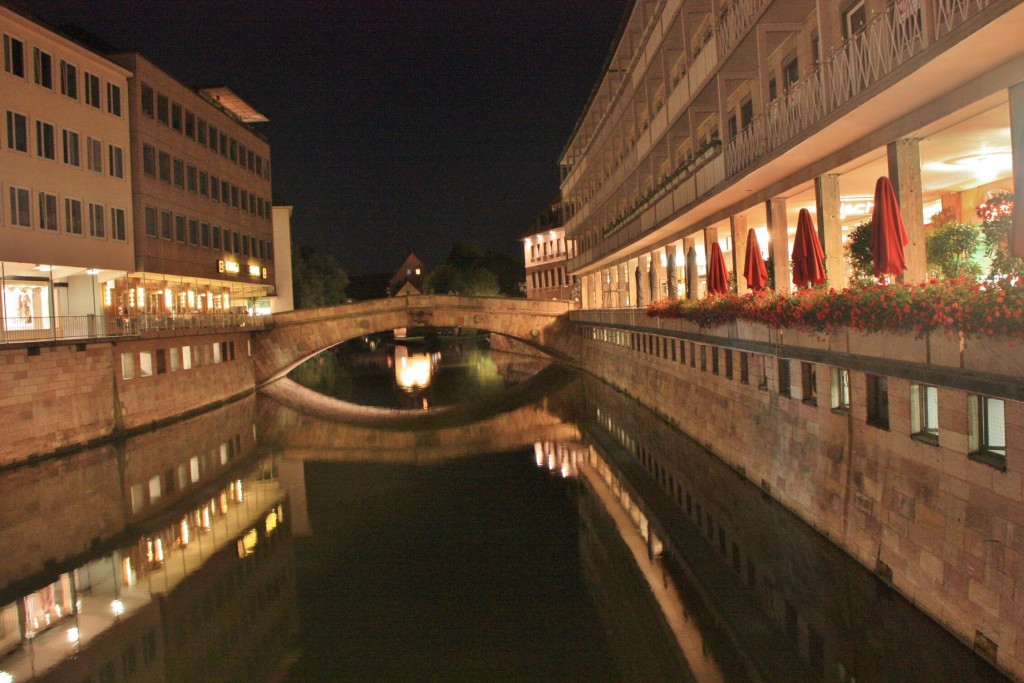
(394, 344, 433, 391)
(3, 284, 50, 330)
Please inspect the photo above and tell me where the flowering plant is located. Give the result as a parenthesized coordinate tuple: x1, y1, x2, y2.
(646, 276, 1024, 339)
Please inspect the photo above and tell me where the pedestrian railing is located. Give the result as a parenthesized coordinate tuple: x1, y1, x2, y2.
(0, 312, 267, 344)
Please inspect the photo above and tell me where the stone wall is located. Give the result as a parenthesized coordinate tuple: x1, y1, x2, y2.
(0, 330, 256, 467)
(575, 321, 1024, 680)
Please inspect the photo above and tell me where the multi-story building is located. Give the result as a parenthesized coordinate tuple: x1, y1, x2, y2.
(561, 1, 1024, 679)
(561, 0, 1022, 306)
(108, 53, 276, 317)
(522, 200, 577, 300)
(0, 3, 133, 338)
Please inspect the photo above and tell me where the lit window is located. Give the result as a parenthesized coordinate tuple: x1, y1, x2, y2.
(911, 384, 939, 444)
(831, 368, 850, 413)
(121, 352, 135, 380)
(969, 395, 1006, 470)
(139, 352, 153, 377)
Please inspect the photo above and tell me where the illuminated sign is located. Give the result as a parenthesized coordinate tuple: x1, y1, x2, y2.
(224, 260, 240, 274)
(262, 267, 268, 279)
(248, 264, 261, 277)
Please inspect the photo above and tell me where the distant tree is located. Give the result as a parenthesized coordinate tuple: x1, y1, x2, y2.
(292, 245, 348, 309)
(425, 241, 520, 297)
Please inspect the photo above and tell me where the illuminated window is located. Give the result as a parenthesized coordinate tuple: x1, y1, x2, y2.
(831, 368, 850, 412)
(182, 346, 192, 370)
(969, 395, 1006, 470)
(121, 352, 135, 380)
(148, 475, 161, 502)
(911, 384, 939, 444)
(169, 347, 180, 372)
(139, 352, 152, 377)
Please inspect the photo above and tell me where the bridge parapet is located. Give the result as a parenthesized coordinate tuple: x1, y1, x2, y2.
(252, 295, 577, 385)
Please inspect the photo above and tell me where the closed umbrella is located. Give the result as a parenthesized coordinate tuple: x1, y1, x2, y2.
(666, 251, 678, 300)
(870, 176, 909, 278)
(635, 265, 645, 308)
(743, 228, 768, 291)
(791, 208, 827, 288)
(649, 260, 659, 300)
(706, 242, 730, 295)
(686, 246, 698, 299)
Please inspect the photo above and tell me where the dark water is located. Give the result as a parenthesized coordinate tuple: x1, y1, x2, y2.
(0, 338, 1012, 682)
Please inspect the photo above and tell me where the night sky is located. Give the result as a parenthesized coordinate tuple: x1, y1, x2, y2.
(26, 0, 627, 275)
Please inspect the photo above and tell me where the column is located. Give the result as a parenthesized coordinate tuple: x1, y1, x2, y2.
(665, 245, 678, 300)
(617, 263, 630, 307)
(887, 138, 926, 283)
(766, 197, 790, 293)
(815, 173, 847, 290)
(1009, 82, 1024, 258)
(730, 214, 748, 294)
(683, 236, 699, 299)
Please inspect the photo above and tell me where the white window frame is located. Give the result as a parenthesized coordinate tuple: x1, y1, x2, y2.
(88, 202, 105, 238)
(6, 110, 28, 152)
(9, 186, 31, 227)
(38, 192, 58, 231)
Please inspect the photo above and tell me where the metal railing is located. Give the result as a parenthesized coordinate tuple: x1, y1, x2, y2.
(717, 0, 769, 59)
(0, 312, 267, 344)
(934, 0, 997, 39)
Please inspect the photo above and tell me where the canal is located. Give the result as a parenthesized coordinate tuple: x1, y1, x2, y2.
(0, 334, 1011, 682)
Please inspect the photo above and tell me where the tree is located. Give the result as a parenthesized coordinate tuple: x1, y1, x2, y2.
(424, 242, 511, 296)
(292, 245, 348, 309)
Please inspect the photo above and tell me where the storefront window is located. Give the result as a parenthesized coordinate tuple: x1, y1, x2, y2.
(2, 283, 50, 330)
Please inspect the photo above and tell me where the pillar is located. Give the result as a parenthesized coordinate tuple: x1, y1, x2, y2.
(1009, 82, 1024, 259)
(887, 138, 926, 283)
(730, 214, 748, 294)
(683, 236, 699, 299)
(815, 173, 847, 290)
(766, 197, 790, 293)
(617, 263, 630, 307)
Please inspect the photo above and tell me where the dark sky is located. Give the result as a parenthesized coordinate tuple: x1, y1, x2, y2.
(27, 0, 626, 275)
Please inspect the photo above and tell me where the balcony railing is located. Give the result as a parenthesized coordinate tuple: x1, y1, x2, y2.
(934, 0, 998, 40)
(717, 0, 770, 59)
(0, 312, 266, 344)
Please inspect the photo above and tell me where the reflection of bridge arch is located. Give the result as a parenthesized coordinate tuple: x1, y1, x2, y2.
(256, 369, 582, 464)
(251, 295, 576, 385)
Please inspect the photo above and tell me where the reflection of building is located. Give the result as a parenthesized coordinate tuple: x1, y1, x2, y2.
(562, 2, 1022, 303)
(522, 200, 577, 300)
(0, 4, 134, 339)
(108, 52, 277, 317)
(393, 343, 436, 392)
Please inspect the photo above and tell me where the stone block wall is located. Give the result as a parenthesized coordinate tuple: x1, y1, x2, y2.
(576, 323, 1024, 680)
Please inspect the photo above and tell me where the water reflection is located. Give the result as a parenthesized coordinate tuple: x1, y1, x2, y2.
(0, 399, 297, 683)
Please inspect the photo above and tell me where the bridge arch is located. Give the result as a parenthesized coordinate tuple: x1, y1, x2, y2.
(251, 295, 577, 386)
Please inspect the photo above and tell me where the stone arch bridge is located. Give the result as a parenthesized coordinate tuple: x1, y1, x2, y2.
(251, 295, 577, 385)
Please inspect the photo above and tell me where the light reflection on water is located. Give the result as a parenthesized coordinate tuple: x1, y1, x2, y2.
(0, 342, 1012, 682)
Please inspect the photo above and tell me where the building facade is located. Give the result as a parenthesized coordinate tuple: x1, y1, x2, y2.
(560, 1, 1024, 678)
(108, 53, 276, 317)
(0, 4, 133, 339)
(522, 200, 578, 300)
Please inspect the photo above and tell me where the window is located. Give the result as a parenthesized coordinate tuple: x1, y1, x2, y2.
(221, 180, 229, 204)
(711, 347, 719, 374)
(175, 214, 186, 242)
(197, 118, 207, 144)
(247, 149, 255, 171)
(725, 350, 733, 379)
(84, 72, 100, 107)
(109, 145, 124, 178)
(87, 137, 103, 173)
(778, 359, 791, 397)
(231, 184, 239, 208)
(111, 207, 126, 241)
(141, 83, 154, 117)
(208, 124, 218, 150)
(6, 111, 27, 152)
(229, 137, 237, 162)
(232, 231, 240, 253)
(212, 225, 222, 250)
(169, 347, 180, 372)
(35, 120, 55, 159)
(969, 395, 1006, 470)
(173, 158, 184, 188)
(699, 345, 707, 371)
(158, 151, 171, 182)
(156, 93, 169, 124)
(121, 352, 135, 380)
(740, 352, 749, 384)
(201, 222, 210, 247)
(160, 210, 172, 240)
(199, 171, 209, 196)
(740, 98, 754, 130)
(184, 110, 195, 138)
(63, 129, 80, 166)
(757, 355, 768, 390)
(88, 202, 105, 237)
(33, 48, 52, 88)
(171, 102, 182, 132)
(911, 384, 939, 444)
(188, 218, 198, 245)
(106, 82, 121, 116)
(9, 187, 30, 226)
(3, 34, 25, 77)
(866, 374, 890, 429)
(142, 144, 156, 176)
(182, 346, 192, 369)
(145, 206, 158, 237)
(801, 362, 817, 405)
(844, 1, 868, 38)
(60, 60, 77, 98)
(139, 352, 153, 378)
(219, 131, 228, 156)
(187, 164, 197, 192)
(65, 198, 83, 234)
(783, 54, 799, 90)
(211, 175, 220, 201)
(39, 192, 58, 230)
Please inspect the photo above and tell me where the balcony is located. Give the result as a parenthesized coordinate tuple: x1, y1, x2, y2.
(0, 312, 266, 344)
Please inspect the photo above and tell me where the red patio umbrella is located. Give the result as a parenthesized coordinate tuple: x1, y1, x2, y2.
(791, 208, 826, 288)
(706, 241, 730, 295)
(870, 176, 909, 278)
(742, 227, 768, 291)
